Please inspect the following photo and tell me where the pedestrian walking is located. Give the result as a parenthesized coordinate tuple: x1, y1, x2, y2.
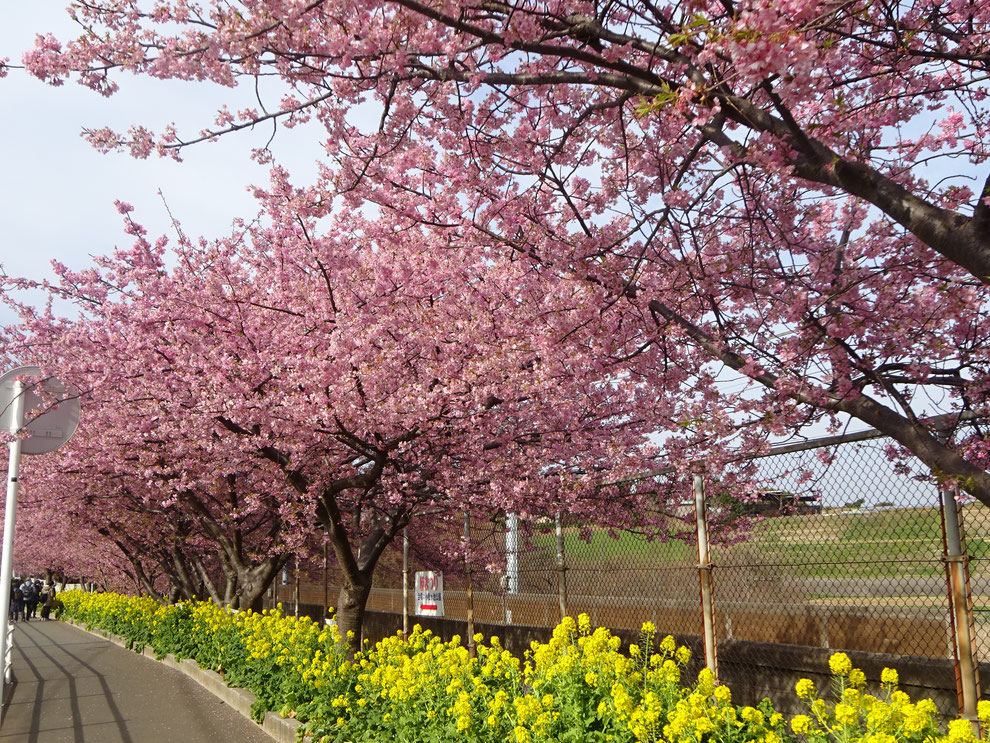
(40, 582, 57, 620)
(32, 579, 43, 618)
(20, 579, 37, 621)
(10, 584, 24, 622)
(21, 578, 38, 622)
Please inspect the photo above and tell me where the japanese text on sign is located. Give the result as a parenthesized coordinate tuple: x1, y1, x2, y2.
(414, 571, 444, 617)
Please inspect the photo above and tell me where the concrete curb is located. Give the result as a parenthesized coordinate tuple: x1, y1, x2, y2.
(65, 620, 304, 743)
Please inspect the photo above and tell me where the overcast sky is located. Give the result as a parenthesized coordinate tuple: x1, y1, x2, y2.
(0, 4, 320, 326)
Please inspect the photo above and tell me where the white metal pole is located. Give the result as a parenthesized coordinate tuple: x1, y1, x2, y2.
(505, 512, 519, 594)
(0, 381, 26, 684)
(402, 528, 409, 639)
(464, 511, 475, 658)
(294, 561, 300, 618)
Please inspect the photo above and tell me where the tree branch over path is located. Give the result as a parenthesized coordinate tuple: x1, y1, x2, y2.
(9, 0, 990, 625)
(649, 298, 990, 503)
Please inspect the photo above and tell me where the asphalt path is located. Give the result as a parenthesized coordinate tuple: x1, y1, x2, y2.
(0, 619, 274, 743)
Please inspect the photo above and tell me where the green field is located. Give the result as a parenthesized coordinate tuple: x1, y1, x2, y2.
(530, 529, 694, 563)
(527, 505, 990, 582)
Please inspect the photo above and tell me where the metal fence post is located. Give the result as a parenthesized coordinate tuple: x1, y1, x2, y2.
(402, 528, 410, 639)
(941, 483, 980, 727)
(504, 512, 519, 625)
(555, 513, 568, 621)
(506, 512, 519, 595)
(694, 473, 718, 679)
(464, 512, 476, 658)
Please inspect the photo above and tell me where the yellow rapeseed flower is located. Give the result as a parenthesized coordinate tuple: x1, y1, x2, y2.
(795, 678, 816, 699)
(791, 715, 813, 734)
(828, 652, 852, 676)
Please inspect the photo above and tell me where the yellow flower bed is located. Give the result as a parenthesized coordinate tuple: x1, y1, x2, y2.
(59, 591, 989, 742)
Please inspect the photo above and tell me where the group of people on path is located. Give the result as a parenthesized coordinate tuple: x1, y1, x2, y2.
(9, 577, 57, 622)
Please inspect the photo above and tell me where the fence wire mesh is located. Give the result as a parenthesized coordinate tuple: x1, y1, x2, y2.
(713, 438, 974, 714)
(278, 430, 986, 717)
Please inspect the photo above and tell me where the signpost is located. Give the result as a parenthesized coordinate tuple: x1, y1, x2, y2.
(414, 571, 444, 617)
(0, 365, 80, 684)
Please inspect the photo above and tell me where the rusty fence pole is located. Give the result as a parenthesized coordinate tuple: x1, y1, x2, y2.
(694, 473, 718, 680)
(465, 511, 476, 658)
(941, 483, 980, 731)
(402, 527, 410, 639)
(556, 512, 568, 621)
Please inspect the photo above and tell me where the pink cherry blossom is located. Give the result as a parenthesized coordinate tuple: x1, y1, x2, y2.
(5, 0, 990, 640)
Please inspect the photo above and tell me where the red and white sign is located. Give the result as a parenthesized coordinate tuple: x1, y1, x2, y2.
(414, 571, 444, 617)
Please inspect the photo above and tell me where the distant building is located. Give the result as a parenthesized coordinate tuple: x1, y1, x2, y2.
(742, 490, 822, 516)
(672, 489, 822, 519)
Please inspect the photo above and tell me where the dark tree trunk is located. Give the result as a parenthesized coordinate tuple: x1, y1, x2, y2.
(191, 554, 222, 605)
(106, 535, 161, 597)
(230, 554, 290, 612)
(168, 547, 205, 601)
(335, 575, 373, 651)
(174, 487, 287, 611)
(319, 496, 409, 654)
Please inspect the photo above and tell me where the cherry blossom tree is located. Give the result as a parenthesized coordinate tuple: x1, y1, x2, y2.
(1, 185, 664, 643)
(0, 322, 299, 608)
(7, 0, 990, 505)
(5, 417, 294, 605)
(68, 465, 291, 607)
(6, 492, 141, 594)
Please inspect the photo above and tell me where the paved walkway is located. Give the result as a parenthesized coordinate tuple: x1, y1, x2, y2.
(1, 620, 273, 742)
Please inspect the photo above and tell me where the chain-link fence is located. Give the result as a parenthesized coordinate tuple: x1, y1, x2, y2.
(711, 434, 984, 715)
(275, 429, 987, 718)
